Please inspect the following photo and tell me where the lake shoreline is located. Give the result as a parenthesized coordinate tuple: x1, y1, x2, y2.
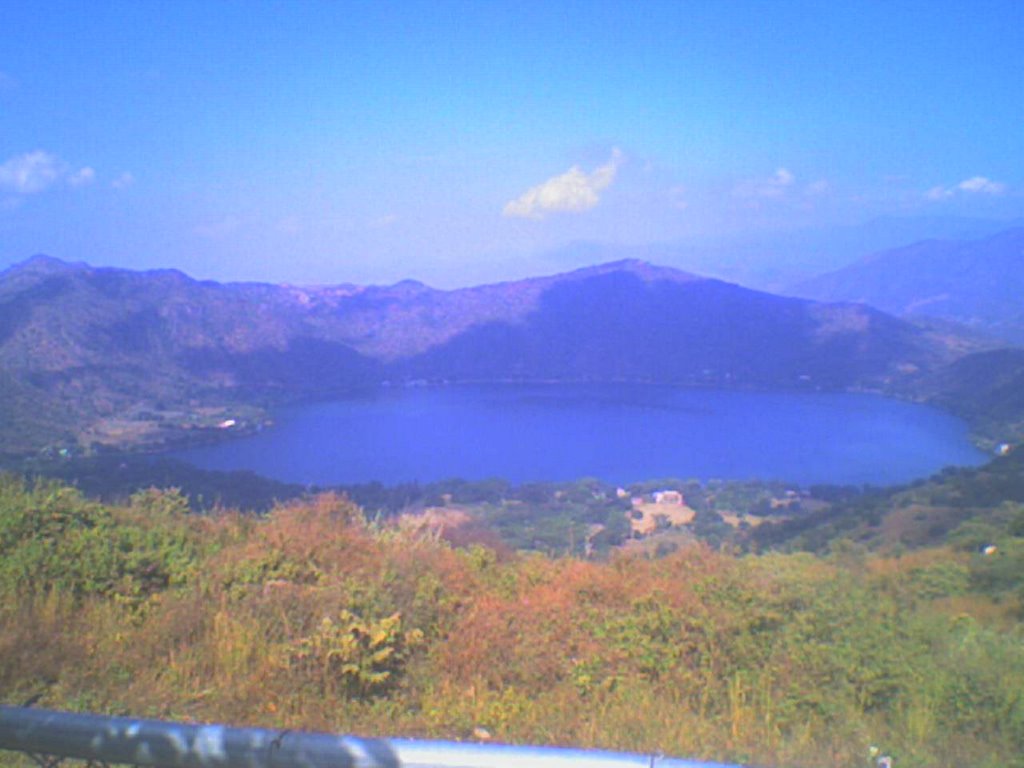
(166, 381, 988, 489)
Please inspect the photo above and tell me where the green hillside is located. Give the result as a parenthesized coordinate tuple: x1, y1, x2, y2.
(1, 477, 1022, 768)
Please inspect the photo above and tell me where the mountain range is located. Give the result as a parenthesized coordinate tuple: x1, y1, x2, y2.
(0, 254, 977, 454)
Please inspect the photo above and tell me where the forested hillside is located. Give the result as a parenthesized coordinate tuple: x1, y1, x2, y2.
(2, 477, 1022, 768)
(911, 348, 1024, 444)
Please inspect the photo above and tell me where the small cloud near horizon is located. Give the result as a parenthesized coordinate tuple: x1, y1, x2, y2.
(926, 175, 1007, 201)
(957, 176, 1006, 195)
(68, 167, 96, 187)
(111, 172, 135, 190)
(503, 148, 624, 220)
(0, 151, 102, 195)
(805, 179, 830, 196)
(0, 151, 64, 194)
(733, 167, 796, 199)
(924, 185, 954, 201)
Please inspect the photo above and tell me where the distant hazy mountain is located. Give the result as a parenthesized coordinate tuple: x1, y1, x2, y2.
(792, 228, 1024, 344)
(0, 255, 977, 453)
(538, 216, 1024, 292)
(396, 262, 950, 389)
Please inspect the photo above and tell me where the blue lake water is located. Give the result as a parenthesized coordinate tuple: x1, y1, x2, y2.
(172, 383, 988, 487)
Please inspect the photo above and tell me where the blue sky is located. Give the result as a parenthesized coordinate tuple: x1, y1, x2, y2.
(1, 0, 1022, 287)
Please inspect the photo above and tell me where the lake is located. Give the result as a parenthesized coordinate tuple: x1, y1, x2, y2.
(172, 383, 988, 487)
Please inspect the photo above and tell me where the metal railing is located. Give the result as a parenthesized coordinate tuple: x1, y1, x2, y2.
(0, 706, 744, 768)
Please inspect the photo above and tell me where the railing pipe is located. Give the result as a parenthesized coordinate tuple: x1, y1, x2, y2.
(0, 706, 743, 768)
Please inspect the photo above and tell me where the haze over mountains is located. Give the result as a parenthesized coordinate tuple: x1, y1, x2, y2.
(793, 227, 1024, 344)
(0, 253, 978, 454)
(543, 215, 1024, 292)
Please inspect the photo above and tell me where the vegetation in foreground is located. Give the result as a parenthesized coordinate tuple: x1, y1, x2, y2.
(17, 443, 1024, 560)
(2, 477, 1024, 768)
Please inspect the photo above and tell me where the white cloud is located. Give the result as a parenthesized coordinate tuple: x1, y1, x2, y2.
(368, 213, 398, 229)
(0, 151, 106, 195)
(503, 148, 624, 219)
(733, 167, 796, 199)
(0, 150, 63, 194)
(925, 175, 1007, 202)
(68, 167, 96, 187)
(805, 179, 830, 196)
(773, 167, 795, 187)
(111, 171, 135, 190)
(957, 176, 1006, 195)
